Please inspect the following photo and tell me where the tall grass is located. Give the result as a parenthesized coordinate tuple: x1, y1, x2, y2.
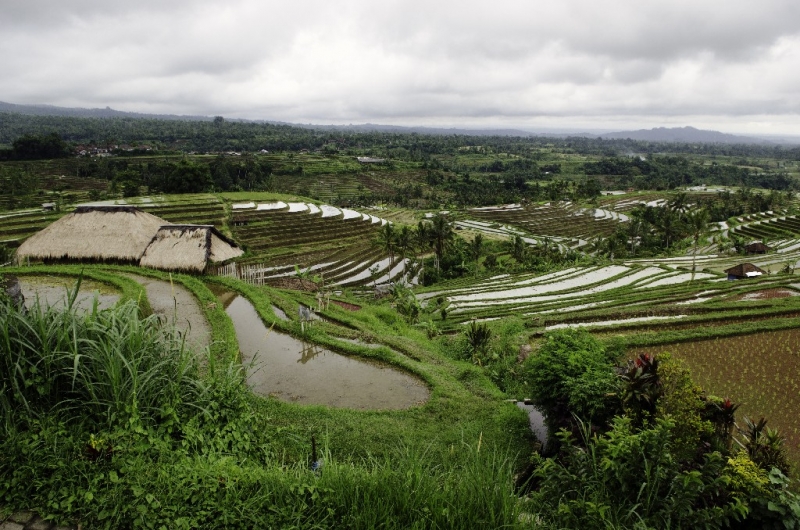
(0, 281, 212, 429)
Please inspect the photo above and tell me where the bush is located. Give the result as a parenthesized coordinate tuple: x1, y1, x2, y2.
(529, 417, 748, 529)
(522, 329, 621, 438)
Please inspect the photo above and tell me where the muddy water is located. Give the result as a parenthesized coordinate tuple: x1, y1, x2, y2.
(272, 306, 289, 321)
(122, 274, 211, 352)
(18, 276, 120, 312)
(221, 293, 429, 410)
(516, 402, 549, 450)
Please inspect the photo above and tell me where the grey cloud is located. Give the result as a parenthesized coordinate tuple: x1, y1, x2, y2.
(1, 0, 800, 133)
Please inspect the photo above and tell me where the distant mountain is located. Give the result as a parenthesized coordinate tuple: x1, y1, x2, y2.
(1, 102, 793, 143)
(0, 101, 217, 121)
(599, 126, 772, 145)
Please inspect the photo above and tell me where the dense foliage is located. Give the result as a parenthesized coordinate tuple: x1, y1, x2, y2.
(1, 112, 798, 211)
(518, 331, 800, 529)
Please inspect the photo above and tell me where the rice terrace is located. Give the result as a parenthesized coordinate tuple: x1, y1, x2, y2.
(3, 115, 800, 528)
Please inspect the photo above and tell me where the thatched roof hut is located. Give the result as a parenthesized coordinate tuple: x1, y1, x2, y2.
(724, 263, 765, 280)
(744, 241, 771, 255)
(16, 206, 167, 264)
(15, 206, 243, 273)
(139, 225, 243, 272)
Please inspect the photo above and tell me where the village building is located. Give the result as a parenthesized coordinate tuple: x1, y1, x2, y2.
(724, 263, 766, 280)
(15, 205, 242, 273)
(744, 241, 771, 255)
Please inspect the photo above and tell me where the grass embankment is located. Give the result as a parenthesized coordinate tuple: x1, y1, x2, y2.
(204, 275, 531, 463)
(1, 268, 532, 528)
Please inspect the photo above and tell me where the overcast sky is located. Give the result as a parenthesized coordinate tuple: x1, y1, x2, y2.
(2, 0, 800, 134)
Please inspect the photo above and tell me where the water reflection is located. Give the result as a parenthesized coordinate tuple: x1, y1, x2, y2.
(218, 291, 429, 410)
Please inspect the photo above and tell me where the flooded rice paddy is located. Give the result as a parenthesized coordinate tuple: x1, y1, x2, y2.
(122, 274, 211, 351)
(17, 275, 120, 312)
(219, 292, 429, 410)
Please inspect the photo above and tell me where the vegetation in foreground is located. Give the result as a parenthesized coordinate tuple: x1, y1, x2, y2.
(3, 117, 800, 527)
(2, 277, 800, 528)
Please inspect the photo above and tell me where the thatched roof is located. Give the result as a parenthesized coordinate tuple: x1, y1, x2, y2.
(139, 225, 243, 272)
(744, 241, 771, 254)
(16, 206, 168, 263)
(724, 263, 765, 278)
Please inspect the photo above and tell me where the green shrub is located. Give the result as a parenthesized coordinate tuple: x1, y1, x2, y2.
(529, 417, 748, 529)
(522, 329, 622, 437)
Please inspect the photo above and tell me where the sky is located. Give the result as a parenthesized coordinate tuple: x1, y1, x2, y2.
(2, 0, 800, 135)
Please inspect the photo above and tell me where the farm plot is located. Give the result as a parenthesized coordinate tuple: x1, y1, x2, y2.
(466, 201, 626, 244)
(729, 211, 800, 241)
(139, 194, 227, 227)
(224, 202, 404, 287)
(626, 236, 800, 276)
(421, 261, 800, 333)
(265, 156, 428, 202)
(0, 209, 64, 247)
(630, 329, 800, 465)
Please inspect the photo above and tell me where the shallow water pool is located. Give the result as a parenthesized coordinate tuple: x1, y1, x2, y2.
(221, 293, 430, 410)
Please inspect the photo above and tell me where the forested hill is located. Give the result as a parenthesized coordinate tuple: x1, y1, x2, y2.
(2, 109, 800, 161)
(600, 126, 772, 145)
(0, 100, 219, 121)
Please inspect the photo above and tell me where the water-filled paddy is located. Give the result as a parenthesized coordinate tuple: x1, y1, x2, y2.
(122, 274, 211, 351)
(220, 293, 429, 410)
(18, 275, 120, 311)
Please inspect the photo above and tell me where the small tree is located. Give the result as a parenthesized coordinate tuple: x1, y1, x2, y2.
(465, 320, 492, 366)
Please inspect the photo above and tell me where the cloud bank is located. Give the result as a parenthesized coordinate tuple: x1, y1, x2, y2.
(1, 0, 799, 133)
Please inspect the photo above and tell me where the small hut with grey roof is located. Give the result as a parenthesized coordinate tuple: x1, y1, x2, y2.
(15, 205, 242, 272)
(724, 263, 765, 280)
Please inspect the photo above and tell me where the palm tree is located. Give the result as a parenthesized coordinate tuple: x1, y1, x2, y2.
(668, 192, 689, 216)
(510, 234, 527, 263)
(430, 214, 454, 273)
(686, 209, 710, 281)
(469, 233, 484, 276)
(396, 225, 413, 279)
(414, 221, 430, 254)
(657, 209, 682, 250)
(377, 222, 396, 267)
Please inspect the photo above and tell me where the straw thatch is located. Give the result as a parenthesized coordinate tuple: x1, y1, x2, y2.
(139, 225, 243, 272)
(16, 206, 168, 264)
(15, 206, 243, 273)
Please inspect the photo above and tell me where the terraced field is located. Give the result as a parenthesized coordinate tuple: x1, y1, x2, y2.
(257, 153, 431, 202)
(727, 210, 800, 241)
(421, 261, 800, 336)
(0, 208, 64, 249)
(222, 201, 411, 287)
(464, 201, 627, 248)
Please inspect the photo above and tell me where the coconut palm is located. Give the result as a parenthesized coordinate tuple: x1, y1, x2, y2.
(656, 208, 682, 250)
(429, 214, 454, 272)
(396, 225, 413, 279)
(377, 222, 396, 267)
(686, 208, 710, 281)
(469, 233, 484, 276)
